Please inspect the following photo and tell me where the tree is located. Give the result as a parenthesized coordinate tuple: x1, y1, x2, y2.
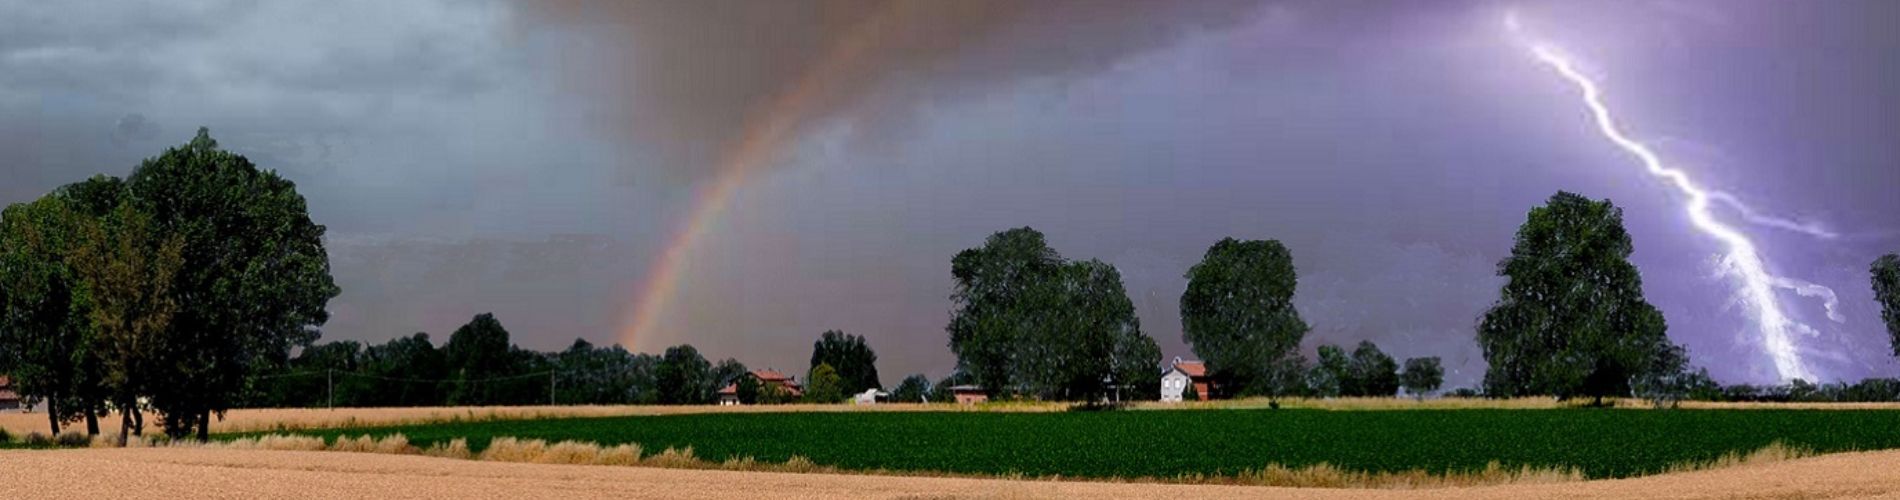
(655, 344, 712, 404)
(443, 313, 516, 406)
(1400, 357, 1444, 400)
(1308, 345, 1347, 398)
(1019, 259, 1159, 403)
(946, 228, 1160, 402)
(126, 129, 339, 439)
(1180, 238, 1309, 398)
(809, 330, 881, 394)
(1478, 192, 1679, 404)
(0, 195, 90, 435)
(1873, 254, 1900, 358)
(359, 333, 447, 407)
(735, 374, 763, 404)
(891, 374, 931, 403)
(1346, 341, 1400, 397)
(805, 363, 846, 403)
(948, 227, 1063, 397)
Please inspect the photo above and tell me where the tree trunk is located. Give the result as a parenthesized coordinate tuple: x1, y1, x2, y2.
(117, 407, 133, 447)
(132, 407, 144, 436)
(195, 410, 210, 442)
(46, 399, 61, 435)
(85, 408, 100, 435)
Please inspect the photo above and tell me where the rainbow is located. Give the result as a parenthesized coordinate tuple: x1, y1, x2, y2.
(619, 4, 904, 351)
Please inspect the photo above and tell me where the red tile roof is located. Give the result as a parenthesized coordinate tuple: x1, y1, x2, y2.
(1173, 361, 1207, 378)
(717, 383, 738, 395)
(751, 369, 793, 382)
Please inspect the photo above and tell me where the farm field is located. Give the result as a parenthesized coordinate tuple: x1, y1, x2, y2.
(9, 446, 1900, 499)
(255, 408, 1900, 481)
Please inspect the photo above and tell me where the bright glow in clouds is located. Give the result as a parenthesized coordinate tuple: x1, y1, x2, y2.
(1506, 12, 1843, 381)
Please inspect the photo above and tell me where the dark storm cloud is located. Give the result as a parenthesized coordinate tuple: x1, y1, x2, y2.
(5, 0, 1897, 387)
(515, 0, 1275, 182)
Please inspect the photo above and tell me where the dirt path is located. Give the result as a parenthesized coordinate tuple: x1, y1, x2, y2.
(4, 447, 1900, 499)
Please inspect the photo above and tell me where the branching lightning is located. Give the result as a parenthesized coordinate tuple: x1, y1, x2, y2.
(1506, 12, 1843, 381)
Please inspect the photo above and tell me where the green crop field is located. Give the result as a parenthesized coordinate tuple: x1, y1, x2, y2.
(260, 408, 1900, 480)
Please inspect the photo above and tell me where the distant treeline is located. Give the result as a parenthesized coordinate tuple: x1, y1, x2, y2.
(244, 313, 894, 408)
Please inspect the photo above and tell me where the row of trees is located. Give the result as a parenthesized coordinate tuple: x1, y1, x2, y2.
(249, 313, 897, 408)
(0, 130, 337, 441)
(943, 192, 1900, 407)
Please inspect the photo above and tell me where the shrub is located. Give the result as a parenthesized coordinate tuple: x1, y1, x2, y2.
(55, 431, 90, 447)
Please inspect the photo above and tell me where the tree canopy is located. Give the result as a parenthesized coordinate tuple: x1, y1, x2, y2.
(1180, 238, 1309, 397)
(1873, 254, 1900, 357)
(810, 330, 881, 393)
(1478, 192, 1680, 402)
(1400, 357, 1444, 399)
(946, 227, 1160, 401)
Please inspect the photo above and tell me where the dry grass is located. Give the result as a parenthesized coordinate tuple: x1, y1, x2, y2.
(1663, 441, 1814, 474)
(0, 402, 1072, 436)
(122, 431, 1824, 490)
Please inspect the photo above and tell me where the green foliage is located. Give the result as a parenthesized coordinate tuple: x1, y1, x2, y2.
(287, 409, 1900, 481)
(443, 313, 519, 406)
(1400, 357, 1444, 399)
(805, 363, 846, 404)
(946, 227, 1160, 401)
(736, 374, 763, 405)
(1479, 192, 1680, 402)
(891, 374, 930, 403)
(655, 344, 712, 405)
(1347, 341, 1400, 397)
(809, 330, 881, 393)
(123, 128, 340, 439)
(1180, 238, 1309, 397)
(0, 194, 91, 434)
(1308, 345, 1347, 398)
(1873, 254, 1900, 357)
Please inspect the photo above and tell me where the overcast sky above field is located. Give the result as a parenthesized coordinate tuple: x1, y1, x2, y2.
(5, 0, 1899, 387)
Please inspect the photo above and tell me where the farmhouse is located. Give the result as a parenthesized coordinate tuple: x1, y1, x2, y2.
(1160, 357, 1212, 402)
(717, 369, 804, 405)
(947, 385, 988, 405)
(0, 376, 19, 411)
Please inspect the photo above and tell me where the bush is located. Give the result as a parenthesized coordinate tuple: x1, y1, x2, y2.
(55, 431, 90, 447)
(23, 432, 52, 447)
(0, 427, 11, 444)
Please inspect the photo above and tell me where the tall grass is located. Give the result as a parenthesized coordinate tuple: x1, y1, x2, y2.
(127, 431, 1809, 489)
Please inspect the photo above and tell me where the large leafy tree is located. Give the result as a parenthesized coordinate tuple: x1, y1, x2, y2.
(126, 129, 338, 439)
(0, 195, 90, 434)
(1479, 192, 1678, 403)
(947, 227, 1160, 401)
(69, 200, 185, 443)
(948, 227, 1062, 397)
(809, 330, 881, 393)
(1180, 238, 1309, 397)
(1873, 254, 1900, 357)
(1017, 259, 1160, 403)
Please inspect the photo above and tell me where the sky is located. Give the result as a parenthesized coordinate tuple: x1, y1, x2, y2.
(4, 0, 1898, 388)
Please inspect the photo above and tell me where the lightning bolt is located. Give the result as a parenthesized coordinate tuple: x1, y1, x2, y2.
(1506, 12, 1842, 382)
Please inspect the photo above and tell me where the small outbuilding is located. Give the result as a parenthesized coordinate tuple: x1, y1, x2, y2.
(0, 376, 20, 412)
(947, 385, 988, 405)
(852, 388, 891, 405)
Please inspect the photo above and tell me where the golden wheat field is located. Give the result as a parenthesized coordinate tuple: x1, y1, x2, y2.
(5, 446, 1900, 499)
